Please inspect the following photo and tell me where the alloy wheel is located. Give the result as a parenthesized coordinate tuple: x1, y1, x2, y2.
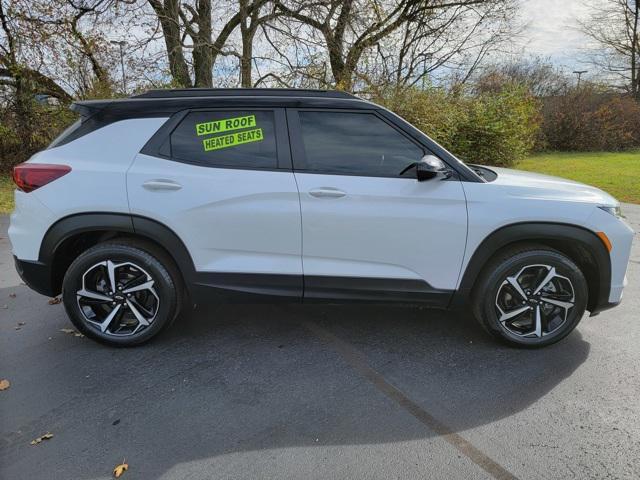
(76, 260, 160, 336)
(495, 264, 575, 339)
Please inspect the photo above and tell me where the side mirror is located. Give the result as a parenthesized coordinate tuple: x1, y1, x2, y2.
(400, 155, 451, 181)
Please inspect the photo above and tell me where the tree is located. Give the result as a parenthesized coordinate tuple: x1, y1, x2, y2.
(580, 0, 639, 100)
(473, 57, 569, 97)
(1, 0, 73, 155)
(365, 0, 518, 92)
(272, 0, 511, 91)
(0, 0, 74, 102)
(147, 0, 273, 87)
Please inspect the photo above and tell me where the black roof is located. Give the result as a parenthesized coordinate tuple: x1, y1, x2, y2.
(133, 88, 356, 99)
(72, 88, 372, 118)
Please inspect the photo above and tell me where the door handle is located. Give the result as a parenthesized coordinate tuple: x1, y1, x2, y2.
(142, 179, 182, 191)
(309, 187, 346, 199)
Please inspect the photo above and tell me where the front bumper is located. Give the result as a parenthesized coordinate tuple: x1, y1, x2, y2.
(587, 207, 635, 310)
(14, 256, 57, 297)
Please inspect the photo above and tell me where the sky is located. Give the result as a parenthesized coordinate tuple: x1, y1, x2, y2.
(518, 0, 596, 70)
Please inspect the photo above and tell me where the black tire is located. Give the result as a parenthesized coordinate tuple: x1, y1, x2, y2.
(62, 240, 183, 347)
(472, 244, 588, 348)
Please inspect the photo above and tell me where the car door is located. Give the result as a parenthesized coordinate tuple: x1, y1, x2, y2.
(287, 108, 468, 305)
(127, 108, 303, 299)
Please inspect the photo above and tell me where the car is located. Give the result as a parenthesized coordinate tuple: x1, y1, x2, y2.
(8, 88, 634, 348)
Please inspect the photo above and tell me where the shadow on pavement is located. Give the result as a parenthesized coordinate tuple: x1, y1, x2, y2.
(0, 284, 590, 479)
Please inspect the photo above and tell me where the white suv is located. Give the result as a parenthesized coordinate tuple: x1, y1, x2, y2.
(8, 89, 634, 348)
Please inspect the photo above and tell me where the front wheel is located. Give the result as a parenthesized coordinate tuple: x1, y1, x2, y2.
(473, 245, 588, 348)
(62, 241, 182, 346)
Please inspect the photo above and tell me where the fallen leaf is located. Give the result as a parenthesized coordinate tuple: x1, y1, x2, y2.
(48, 297, 61, 305)
(113, 460, 129, 478)
(9, 293, 16, 298)
(60, 328, 75, 334)
(0, 379, 10, 391)
(18, 322, 25, 326)
(73, 332, 84, 337)
(30, 433, 53, 445)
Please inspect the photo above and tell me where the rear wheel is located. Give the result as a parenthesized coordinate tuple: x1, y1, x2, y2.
(62, 241, 182, 346)
(473, 245, 588, 348)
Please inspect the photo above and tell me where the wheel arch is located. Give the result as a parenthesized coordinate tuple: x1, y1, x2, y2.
(452, 222, 611, 313)
(40, 213, 196, 297)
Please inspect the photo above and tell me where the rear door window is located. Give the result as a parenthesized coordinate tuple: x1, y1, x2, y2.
(170, 110, 277, 169)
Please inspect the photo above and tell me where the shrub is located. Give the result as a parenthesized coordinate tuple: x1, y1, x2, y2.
(375, 87, 468, 151)
(376, 84, 540, 167)
(539, 87, 640, 151)
(453, 86, 540, 166)
(0, 102, 77, 173)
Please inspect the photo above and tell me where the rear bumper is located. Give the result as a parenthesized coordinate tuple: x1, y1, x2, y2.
(13, 256, 56, 297)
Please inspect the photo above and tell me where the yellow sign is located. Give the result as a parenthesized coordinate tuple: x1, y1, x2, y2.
(203, 128, 264, 152)
(196, 115, 256, 136)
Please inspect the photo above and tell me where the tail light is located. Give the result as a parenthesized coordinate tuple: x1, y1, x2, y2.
(13, 163, 71, 193)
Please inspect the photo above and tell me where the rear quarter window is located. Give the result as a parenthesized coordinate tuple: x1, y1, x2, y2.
(47, 119, 82, 149)
(170, 110, 277, 169)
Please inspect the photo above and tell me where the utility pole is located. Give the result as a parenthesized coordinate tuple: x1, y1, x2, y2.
(110, 40, 127, 94)
(572, 70, 588, 88)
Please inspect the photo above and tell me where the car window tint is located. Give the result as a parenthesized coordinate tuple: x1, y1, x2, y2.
(171, 110, 277, 168)
(298, 111, 423, 176)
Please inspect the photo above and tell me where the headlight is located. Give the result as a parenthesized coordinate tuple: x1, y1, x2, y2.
(598, 205, 624, 218)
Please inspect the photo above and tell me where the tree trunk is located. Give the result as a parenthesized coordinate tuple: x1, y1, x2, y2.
(633, 0, 639, 100)
(69, 16, 110, 88)
(326, 33, 349, 90)
(150, 0, 192, 87)
(193, 0, 213, 87)
(239, 0, 253, 87)
(240, 34, 253, 87)
(13, 73, 34, 152)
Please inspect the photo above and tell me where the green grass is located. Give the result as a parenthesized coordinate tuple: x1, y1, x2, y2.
(516, 150, 640, 204)
(0, 174, 13, 214)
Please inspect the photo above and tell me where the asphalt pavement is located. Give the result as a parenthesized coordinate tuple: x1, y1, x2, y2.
(1, 205, 639, 480)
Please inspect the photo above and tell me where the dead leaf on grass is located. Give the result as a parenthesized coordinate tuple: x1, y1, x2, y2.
(113, 460, 129, 478)
(48, 297, 61, 305)
(30, 433, 53, 445)
(0, 379, 10, 391)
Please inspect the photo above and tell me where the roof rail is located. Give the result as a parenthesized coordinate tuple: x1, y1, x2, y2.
(133, 88, 356, 99)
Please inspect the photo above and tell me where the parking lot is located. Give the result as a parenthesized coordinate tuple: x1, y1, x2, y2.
(1, 206, 639, 480)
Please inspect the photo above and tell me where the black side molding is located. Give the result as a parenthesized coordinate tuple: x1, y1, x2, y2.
(304, 275, 452, 307)
(191, 272, 303, 303)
